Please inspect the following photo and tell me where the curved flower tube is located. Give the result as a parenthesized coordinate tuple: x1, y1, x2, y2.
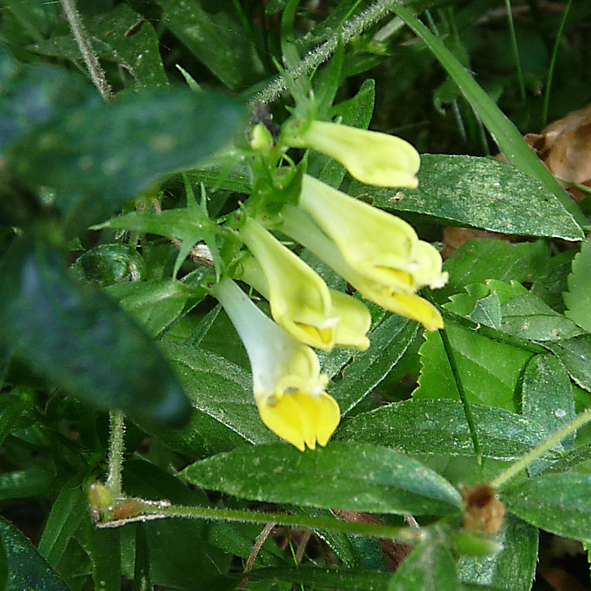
(283, 120, 420, 188)
(213, 278, 340, 450)
(294, 176, 448, 292)
(280, 205, 445, 331)
(240, 256, 371, 351)
(239, 216, 338, 352)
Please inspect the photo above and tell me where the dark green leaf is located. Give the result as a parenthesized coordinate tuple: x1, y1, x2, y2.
(70, 244, 147, 287)
(352, 155, 584, 240)
(0, 237, 191, 426)
(546, 335, 591, 393)
(414, 319, 534, 411)
(76, 522, 121, 591)
(0, 530, 6, 591)
(32, 4, 167, 89)
(133, 525, 152, 591)
(0, 516, 70, 591)
(0, 469, 53, 502)
(160, 0, 265, 90)
(337, 399, 551, 461)
(331, 315, 418, 416)
(249, 566, 392, 591)
(8, 89, 244, 233)
(564, 240, 591, 332)
(38, 473, 87, 567)
(503, 473, 591, 543)
(437, 239, 550, 302)
(107, 280, 202, 338)
(388, 541, 460, 591)
(544, 443, 591, 474)
(458, 515, 538, 591)
(182, 442, 462, 516)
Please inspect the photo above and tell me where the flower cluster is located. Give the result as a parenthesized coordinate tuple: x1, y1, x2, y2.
(214, 120, 448, 451)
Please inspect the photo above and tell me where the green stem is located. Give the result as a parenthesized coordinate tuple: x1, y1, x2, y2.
(106, 410, 126, 498)
(440, 327, 482, 466)
(139, 503, 426, 544)
(542, 0, 573, 127)
(491, 404, 591, 490)
(61, 0, 113, 101)
(504, 0, 527, 105)
(247, 0, 399, 105)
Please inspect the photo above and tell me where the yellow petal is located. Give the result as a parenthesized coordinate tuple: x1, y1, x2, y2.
(256, 391, 341, 451)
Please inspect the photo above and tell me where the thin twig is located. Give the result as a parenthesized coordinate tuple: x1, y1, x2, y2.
(239, 522, 276, 591)
(61, 0, 113, 101)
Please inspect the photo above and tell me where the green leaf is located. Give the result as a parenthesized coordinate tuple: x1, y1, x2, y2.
(248, 566, 392, 591)
(414, 319, 534, 411)
(159, 0, 265, 90)
(0, 237, 191, 426)
(143, 342, 274, 457)
(352, 155, 584, 240)
(522, 354, 575, 468)
(437, 239, 550, 302)
(331, 315, 419, 415)
(337, 399, 551, 461)
(182, 442, 462, 516)
(503, 473, 591, 543)
(38, 473, 87, 568)
(500, 293, 584, 342)
(564, 240, 591, 332)
(546, 335, 591, 393)
(70, 244, 147, 287)
(31, 4, 167, 89)
(0, 516, 70, 591)
(388, 541, 460, 591)
(7, 88, 245, 233)
(108, 279, 203, 338)
(458, 515, 538, 591)
(76, 523, 122, 591)
(133, 525, 152, 591)
(391, 6, 589, 233)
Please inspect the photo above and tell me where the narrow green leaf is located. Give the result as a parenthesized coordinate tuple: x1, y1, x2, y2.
(0, 516, 70, 591)
(182, 442, 462, 516)
(564, 240, 591, 332)
(353, 155, 584, 240)
(331, 315, 419, 415)
(0, 237, 191, 426)
(337, 399, 551, 461)
(392, 6, 588, 233)
(414, 319, 534, 411)
(0, 469, 53, 502)
(248, 566, 392, 591)
(38, 473, 87, 567)
(0, 531, 6, 591)
(438, 239, 550, 302)
(7, 88, 244, 233)
(388, 541, 461, 591)
(503, 473, 591, 543)
(458, 514, 538, 591)
(31, 4, 168, 89)
(133, 525, 152, 591)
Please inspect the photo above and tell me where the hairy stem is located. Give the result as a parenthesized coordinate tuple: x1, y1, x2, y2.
(105, 410, 126, 497)
(61, 0, 113, 101)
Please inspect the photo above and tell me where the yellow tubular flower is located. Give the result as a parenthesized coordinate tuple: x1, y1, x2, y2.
(280, 205, 445, 332)
(212, 278, 340, 451)
(283, 120, 420, 188)
(294, 176, 448, 292)
(240, 256, 371, 351)
(239, 216, 338, 352)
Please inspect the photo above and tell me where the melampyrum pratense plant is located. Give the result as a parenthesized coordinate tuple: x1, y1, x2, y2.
(3, 1, 591, 590)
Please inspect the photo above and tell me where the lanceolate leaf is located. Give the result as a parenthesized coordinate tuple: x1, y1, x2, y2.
(352, 155, 584, 240)
(337, 399, 551, 461)
(0, 516, 70, 591)
(7, 88, 244, 233)
(503, 473, 591, 543)
(0, 236, 191, 426)
(182, 442, 462, 516)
